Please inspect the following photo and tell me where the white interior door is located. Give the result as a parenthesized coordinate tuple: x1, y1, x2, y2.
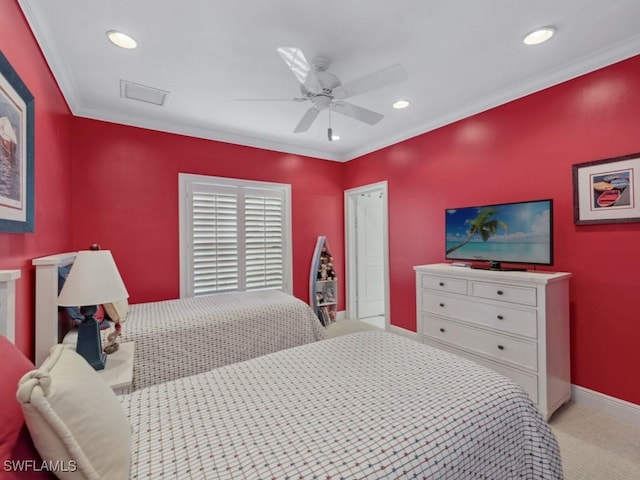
(355, 191, 385, 318)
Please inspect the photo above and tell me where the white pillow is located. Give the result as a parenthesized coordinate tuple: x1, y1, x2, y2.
(16, 344, 131, 480)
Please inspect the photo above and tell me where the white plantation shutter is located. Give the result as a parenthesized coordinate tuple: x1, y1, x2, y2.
(192, 187, 239, 295)
(180, 174, 292, 297)
(244, 189, 285, 290)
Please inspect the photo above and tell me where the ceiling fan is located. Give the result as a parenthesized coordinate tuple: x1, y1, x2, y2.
(237, 47, 408, 140)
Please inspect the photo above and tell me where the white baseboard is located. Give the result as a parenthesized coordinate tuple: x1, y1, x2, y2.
(336, 310, 346, 321)
(386, 324, 418, 341)
(571, 384, 640, 426)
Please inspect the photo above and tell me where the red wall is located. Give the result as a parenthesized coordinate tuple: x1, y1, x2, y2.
(71, 120, 345, 306)
(0, 1, 73, 357)
(344, 55, 640, 405)
(3, 0, 640, 406)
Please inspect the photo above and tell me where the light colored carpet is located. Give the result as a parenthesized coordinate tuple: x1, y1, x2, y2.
(325, 317, 383, 337)
(326, 319, 640, 480)
(550, 402, 640, 480)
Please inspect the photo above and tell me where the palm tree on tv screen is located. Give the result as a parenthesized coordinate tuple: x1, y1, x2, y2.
(446, 207, 508, 255)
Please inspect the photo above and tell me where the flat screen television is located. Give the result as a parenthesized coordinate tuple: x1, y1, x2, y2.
(445, 199, 553, 270)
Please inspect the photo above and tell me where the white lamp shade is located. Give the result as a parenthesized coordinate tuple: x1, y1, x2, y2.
(58, 250, 129, 307)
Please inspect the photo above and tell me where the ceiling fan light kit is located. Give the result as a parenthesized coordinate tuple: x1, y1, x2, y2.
(241, 47, 408, 140)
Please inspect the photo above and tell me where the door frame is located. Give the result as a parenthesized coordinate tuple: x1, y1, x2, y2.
(344, 181, 390, 327)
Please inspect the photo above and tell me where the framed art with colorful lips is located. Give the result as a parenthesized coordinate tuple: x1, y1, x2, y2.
(573, 152, 640, 225)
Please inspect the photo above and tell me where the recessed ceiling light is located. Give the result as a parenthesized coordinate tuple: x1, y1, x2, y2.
(523, 27, 555, 46)
(107, 30, 137, 49)
(393, 100, 410, 109)
(331, 134, 341, 141)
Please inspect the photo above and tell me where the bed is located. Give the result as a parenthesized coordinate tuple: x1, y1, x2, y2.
(32, 252, 326, 390)
(1, 269, 53, 479)
(8, 330, 564, 479)
(0, 268, 20, 344)
(2, 273, 563, 479)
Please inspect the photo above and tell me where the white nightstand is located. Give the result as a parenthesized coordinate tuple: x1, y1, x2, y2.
(98, 342, 134, 394)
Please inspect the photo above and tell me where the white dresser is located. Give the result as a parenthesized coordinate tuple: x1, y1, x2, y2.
(415, 263, 571, 419)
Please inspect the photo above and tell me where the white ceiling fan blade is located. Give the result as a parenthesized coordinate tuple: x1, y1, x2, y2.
(332, 102, 384, 125)
(333, 64, 408, 99)
(234, 97, 307, 102)
(277, 47, 323, 94)
(293, 107, 320, 133)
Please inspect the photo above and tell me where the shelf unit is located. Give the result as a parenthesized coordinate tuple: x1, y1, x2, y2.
(309, 236, 337, 326)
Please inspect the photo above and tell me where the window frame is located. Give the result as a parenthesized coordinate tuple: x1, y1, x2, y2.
(178, 173, 293, 297)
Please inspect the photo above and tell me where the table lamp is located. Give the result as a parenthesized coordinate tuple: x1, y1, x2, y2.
(57, 248, 129, 370)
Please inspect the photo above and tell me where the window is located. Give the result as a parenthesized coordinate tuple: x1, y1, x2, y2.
(179, 173, 292, 297)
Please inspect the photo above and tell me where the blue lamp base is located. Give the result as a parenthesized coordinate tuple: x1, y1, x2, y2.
(76, 305, 106, 370)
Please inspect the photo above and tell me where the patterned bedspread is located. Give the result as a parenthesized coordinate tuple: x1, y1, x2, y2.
(121, 331, 563, 479)
(107, 290, 326, 390)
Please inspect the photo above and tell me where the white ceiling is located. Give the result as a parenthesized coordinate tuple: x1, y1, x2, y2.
(18, 0, 640, 162)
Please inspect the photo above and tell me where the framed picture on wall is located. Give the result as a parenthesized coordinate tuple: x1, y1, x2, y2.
(572, 152, 640, 225)
(0, 50, 35, 233)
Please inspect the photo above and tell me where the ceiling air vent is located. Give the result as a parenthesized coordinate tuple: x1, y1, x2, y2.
(120, 80, 169, 106)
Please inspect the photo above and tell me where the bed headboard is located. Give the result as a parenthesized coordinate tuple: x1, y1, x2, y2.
(32, 252, 77, 366)
(0, 269, 21, 343)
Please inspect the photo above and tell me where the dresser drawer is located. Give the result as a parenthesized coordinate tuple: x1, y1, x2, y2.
(422, 316, 538, 371)
(420, 274, 467, 295)
(424, 338, 539, 404)
(488, 360, 539, 404)
(422, 293, 537, 338)
(470, 281, 537, 306)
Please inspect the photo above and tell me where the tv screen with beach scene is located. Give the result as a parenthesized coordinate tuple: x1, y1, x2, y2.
(445, 199, 553, 267)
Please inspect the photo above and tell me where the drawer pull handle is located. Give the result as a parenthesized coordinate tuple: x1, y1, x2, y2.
(439, 328, 445, 333)
(497, 345, 505, 350)
(439, 282, 445, 286)
(439, 303, 445, 307)
(497, 290, 504, 295)
(497, 315, 504, 320)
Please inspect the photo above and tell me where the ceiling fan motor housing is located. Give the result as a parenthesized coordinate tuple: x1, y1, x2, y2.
(273, 47, 405, 135)
(311, 55, 331, 72)
(300, 70, 341, 97)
